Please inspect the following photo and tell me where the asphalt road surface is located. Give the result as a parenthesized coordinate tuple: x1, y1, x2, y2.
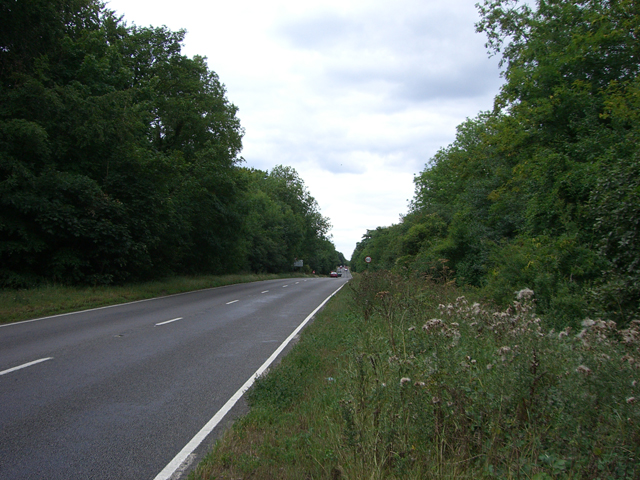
(0, 275, 350, 479)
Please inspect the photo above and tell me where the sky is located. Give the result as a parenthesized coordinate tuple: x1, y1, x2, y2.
(106, 0, 505, 260)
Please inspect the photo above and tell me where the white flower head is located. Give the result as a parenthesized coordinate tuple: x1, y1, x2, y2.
(516, 288, 535, 300)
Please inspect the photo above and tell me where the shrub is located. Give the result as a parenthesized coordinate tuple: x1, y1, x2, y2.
(340, 272, 640, 478)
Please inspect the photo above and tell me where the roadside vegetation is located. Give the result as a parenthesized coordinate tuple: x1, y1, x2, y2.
(352, 0, 640, 330)
(190, 272, 640, 479)
(0, 273, 312, 324)
(1, 0, 345, 288)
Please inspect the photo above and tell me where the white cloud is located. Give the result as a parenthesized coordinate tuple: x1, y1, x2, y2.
(106, 0, 504, 258)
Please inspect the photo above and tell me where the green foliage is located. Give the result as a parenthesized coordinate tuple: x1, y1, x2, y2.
(0, 0, 342, 286)
(351, 224, 406, 273)
(338, 274, 640, 478)
(190, 273, 640, 479)
(351, 0, 640, 327)
(239, 166, 340, 275)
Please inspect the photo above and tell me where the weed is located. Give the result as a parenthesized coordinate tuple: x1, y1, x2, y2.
(190, 272, 640, 479)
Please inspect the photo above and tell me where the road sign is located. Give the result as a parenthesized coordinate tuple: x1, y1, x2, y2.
(365, 256, 372, 263)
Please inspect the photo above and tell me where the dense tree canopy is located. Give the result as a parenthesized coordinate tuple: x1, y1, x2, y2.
(239, 166, 341, 274)
(352, 0, 640, 328)
(0, 0, 343, 285)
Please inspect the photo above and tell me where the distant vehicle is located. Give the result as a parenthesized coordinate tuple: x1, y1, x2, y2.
(330, 271, 338, 277)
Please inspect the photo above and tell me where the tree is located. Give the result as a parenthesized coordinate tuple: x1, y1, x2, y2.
(0, 0, 246, 285)
(239, 166, 339, 275)
(353, 0, 640, 326)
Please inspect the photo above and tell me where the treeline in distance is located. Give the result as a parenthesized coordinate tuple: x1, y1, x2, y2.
(0, 0, 346, 286)
(352, 0, 640, 329)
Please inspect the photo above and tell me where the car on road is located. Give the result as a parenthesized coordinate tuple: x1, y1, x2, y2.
(330, 271, 338, 277)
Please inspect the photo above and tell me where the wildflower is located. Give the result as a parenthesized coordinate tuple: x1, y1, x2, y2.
(432, 396, 441, 404)
(498, 346, 511, 355)
(408, 326, 416, 331)
(400, 377, 411, 385)
(414, 381, 425, 387)
(621, 327, 640, 344)
(486, 364, 493, 370)
(632, 380, 637, 388)
(422, 318, 444, 332)
(576, 365, 592, 375)
(516, 288, 534, 301)
(582, 319, 596, 328)
(447, 401, 454, 407)
(627, 397, 636, 404)
(471, 359, 477, 364)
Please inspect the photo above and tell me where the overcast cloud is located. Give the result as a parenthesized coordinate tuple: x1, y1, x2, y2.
(107, 0, 504, 258)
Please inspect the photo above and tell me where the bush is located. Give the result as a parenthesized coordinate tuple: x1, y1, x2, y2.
(340, 272, 640, 478)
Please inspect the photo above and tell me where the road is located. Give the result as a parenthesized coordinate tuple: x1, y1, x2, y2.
(0, 275, 350, 479)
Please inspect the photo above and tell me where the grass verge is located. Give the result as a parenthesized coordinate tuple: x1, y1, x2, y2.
(0, 273, 310, 324)
(189, 271, 640, 479)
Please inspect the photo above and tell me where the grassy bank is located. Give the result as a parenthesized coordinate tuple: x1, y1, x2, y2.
(190, 272, 640, 479)
(0, 273, 309, 324)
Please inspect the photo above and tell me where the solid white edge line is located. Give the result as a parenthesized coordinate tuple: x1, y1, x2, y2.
(0, 278, 305, 329)
(153, 281, 348, 480)
(261, 290, 269, 294)
(155, 317, 183, 327)
(226, 300, 239, 305)
(0, 357, 53, 376)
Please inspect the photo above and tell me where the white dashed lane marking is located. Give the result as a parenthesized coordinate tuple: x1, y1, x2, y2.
(155, 318, 183, 327)
(0, 357, 53, 376)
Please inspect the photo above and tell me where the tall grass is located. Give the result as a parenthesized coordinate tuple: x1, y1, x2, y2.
(190, 272, 640, 479)
(0, 273, 306, 324)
